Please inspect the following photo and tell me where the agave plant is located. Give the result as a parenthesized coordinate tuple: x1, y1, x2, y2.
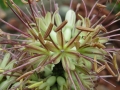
(0, 0, 120, 90)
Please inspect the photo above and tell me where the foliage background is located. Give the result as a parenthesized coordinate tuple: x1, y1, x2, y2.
(0, 0, 23, 10)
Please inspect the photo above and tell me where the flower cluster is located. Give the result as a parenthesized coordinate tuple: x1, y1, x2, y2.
(0, 0, 120, 90)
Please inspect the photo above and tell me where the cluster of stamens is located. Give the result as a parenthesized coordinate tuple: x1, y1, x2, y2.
(0, 0, 120, 90)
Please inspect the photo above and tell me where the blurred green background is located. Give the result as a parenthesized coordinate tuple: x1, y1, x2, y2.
(0, 0, 23, 10)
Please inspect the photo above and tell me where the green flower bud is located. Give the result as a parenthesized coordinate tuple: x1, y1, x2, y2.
(0, 53, 10, 68)
(55, 13, 62, 26)
(39, 82, 47, 89)
(0, 77, 15, 90)
(57, 76, 65, 86)
(28, 81, 43, 88)
(46, 76, 56, 86)
(63, 9, 76, 41)
(44, 66, 53, 77)
(65, 9, 76, 28)
(45, 86, 50, 90)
